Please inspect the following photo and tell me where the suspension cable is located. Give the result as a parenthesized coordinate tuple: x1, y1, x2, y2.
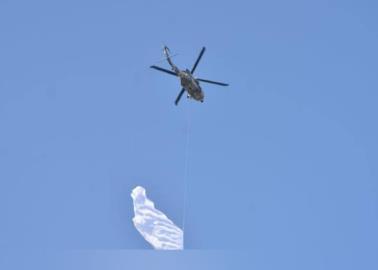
(182, 107, 191, 248)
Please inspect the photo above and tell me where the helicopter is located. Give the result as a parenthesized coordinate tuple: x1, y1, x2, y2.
(150, 46, 229, 105)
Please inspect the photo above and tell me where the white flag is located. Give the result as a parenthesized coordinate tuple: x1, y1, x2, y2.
(131, 186, 183, 250)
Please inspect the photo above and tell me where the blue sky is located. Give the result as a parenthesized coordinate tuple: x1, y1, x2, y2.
(0, 0, 377, 269)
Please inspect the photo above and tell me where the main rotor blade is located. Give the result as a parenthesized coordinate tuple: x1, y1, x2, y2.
(175, 88, 186, 106)
(150, 65, 177, 76)
(190, 47, 206, 74)
(196, 78, 229, 86)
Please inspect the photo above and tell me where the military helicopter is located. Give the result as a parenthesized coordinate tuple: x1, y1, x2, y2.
(150, 46, 229, 105)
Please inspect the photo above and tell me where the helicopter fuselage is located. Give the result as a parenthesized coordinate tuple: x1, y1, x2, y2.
(178, 70, 204, 102)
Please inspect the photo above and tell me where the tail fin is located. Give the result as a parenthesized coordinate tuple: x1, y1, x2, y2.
(163, 45, 177, 71)
(163, 45, 171, 58)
